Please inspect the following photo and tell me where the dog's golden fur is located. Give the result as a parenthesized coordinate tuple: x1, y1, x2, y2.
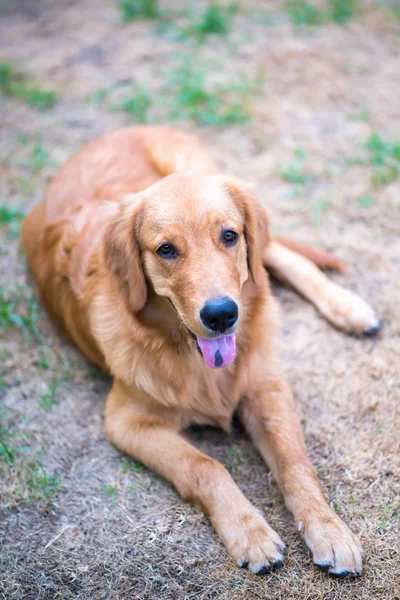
(21, 126, 378, 577)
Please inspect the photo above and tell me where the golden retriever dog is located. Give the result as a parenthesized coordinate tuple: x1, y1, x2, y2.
(21, 126, 379, 578)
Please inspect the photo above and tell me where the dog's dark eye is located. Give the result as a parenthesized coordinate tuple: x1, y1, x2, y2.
(157, 243, 177, 258)
(223, 230, 238, 245)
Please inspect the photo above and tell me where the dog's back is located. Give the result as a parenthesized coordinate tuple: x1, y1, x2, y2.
(21, 128, 161, 364)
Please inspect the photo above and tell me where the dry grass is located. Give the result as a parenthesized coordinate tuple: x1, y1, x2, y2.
(0, 1, 399, 598)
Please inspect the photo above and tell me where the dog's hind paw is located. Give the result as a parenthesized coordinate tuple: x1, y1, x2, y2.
(315, 283, 379, 335)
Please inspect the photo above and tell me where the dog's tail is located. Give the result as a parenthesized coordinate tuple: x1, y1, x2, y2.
(273, 236, 346, 273)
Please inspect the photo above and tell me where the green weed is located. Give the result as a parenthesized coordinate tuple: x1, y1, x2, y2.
(36, 355, 50, 371)
(280, 149, 309, 185)
(371, 421, 384, 435)
(0, 411, 61, 506)
(101, 483, 119, 506)
(311, 198, 334, 227)
(366, 132, 400, 165)
(27, 137, 52, 173)
(118, 0, 158, 22)
(0, 287, 41, 341)
(91, 82, 152, 123)
(286, 0, 356, 26)
(0, 205, 25, 241)
(121, 457, 145, 473)
(346, 132, 400, 185)
(281, 163, 307, 185)
(0, 205, 25, 224)
(168, 62, 254, 125)
(224, 445, 244, 472)
(286, 0, 323, 25)
(96, 61, 257, 127)
(0, 62, 56, 110)
(36, 353, 50, 370)
(39, 378, 59, 411)
(26, 461, 61, 503)
(181, 2, 238, 40)
(114, 87, 152, 123)
(328, 0, 356, 24)
(365, 132, 400, 185)
(0, 436, 15, 465)
(357, 195, 374, 208)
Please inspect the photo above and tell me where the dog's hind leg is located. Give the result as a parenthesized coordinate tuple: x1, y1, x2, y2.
(263, 240, 379, 335)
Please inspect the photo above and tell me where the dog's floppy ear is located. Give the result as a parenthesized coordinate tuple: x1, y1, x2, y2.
(220, 176, 270, 286)
(104, 196, 147, 313)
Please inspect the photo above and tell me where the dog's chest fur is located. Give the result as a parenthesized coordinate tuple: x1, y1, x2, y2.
(90, 277, 274, 431)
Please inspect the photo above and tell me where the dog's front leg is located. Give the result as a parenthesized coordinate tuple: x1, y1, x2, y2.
(238, 379, 364, 578)
(105, 380, 286, 574)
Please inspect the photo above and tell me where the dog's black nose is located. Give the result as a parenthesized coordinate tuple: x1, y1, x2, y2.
(200, 297, 238, 333)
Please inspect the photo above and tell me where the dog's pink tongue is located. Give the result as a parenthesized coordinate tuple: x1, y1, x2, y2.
(196, 334, 236, 369)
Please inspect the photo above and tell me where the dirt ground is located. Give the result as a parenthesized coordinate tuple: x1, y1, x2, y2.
(0, 1, 399, 599)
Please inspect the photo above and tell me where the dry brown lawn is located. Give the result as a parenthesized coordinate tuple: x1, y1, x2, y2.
(0, 1, 399, 599)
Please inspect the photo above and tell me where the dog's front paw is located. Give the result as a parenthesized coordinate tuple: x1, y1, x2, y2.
(220, 509, 286, 575)
(299, 511, 364, 578)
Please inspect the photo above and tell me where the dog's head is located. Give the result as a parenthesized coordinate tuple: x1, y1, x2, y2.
(104, 174, 269, 369)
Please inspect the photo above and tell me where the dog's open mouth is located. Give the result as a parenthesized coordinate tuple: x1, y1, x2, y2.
(171, 300, 236, 369)
(188, 330, 236, 369)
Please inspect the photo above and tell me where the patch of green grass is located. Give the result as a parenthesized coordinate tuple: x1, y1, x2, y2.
(0, 287, 41, 341)
(286, 0, 356, 26)
(0, 62, 56, 110)
(347, 132, 400, 185)
(371, 163, 400, 185)
(118, 0, 158, 22)
(181, 2, 238, 40)
(26, 460, 61, 503)
(328, 0, 356, 24)
(121, 457, 145, 473)
(0, 205, 25, 224)
(0, 411, 61, 506)
(0, 206, 25, 243)
(0, 436, 15, 465)
(366, 132, 400, 165)
(224, 445, 244, 472)
(285, 0, 323, 25)
(101, 483, 119, 506)
(114, 86, 152, 123)
(281, 163, 307, 185)
(27, 137, 51, 173)
(391, 6, 400, 20)
(36, 353, 50, 370)
(279, 149, 309, 185)
(39, 378, 59, 411)
(311, 198, 334, 227)
(371, 421, 384, 435)
(168, 62, 254, 125)
(357, 195, 374, 208)
(97, 61, 258, 127)
(0, 205, 25, 241)
(365, 132, 400, 185)
(91, 82, 152, 123)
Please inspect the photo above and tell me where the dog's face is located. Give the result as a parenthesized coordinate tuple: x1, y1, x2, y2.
(105, 175, 269, 369)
